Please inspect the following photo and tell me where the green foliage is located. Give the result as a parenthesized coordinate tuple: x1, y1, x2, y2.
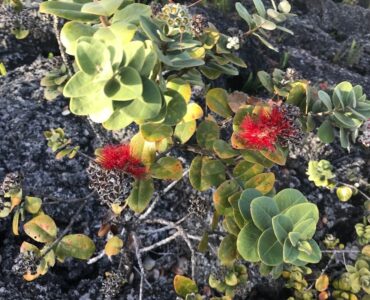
(236, 188, 321, 271)
(0, 62, 7, 76)
(313, 82, 370, 150)
(44, 128, 80, 160)
(283, 266, 314, 300)
(209, 263, 248, 298)
(41, 64, 70, 101)
(306, 160, 336, 188)
(355, 221, 370, 245)
(235, 1, 293, 51)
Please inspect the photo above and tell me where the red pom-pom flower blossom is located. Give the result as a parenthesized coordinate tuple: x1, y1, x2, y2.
(97, 144, 147, 178)
(238, 105, 302, 151)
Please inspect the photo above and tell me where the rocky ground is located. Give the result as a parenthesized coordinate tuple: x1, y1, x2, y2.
(0, 1, 370, 299)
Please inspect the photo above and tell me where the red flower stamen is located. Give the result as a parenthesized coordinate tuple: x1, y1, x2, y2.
(97, 144, 147, 177)
(238, 106, 299, 151)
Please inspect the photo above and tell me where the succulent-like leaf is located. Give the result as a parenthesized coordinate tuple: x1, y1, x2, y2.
(24, 215, 57, 243)
(218, 234, 237, 266)
(127, 178, 154, 213)
(237, 222, 262, 262)
(250, 196, 279, 231)
(173, 275, 198, 298)
(258, 228, 283, 266)
(56, 234, 95, 261)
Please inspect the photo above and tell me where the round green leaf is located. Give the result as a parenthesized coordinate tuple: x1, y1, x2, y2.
(60, 21, 97, 55)
(127, 178, 154, 213)
(250, 196, 279, 231)
(336, 186, 353, 202)
(237, 222, 262, 262)
(150, 157, 183, 180)
(63, 71, 106, 98)
(174, 120, 196, 144)
(272, 214, 293, 244)
(213, 180, 240, 215)
(213, 139, 239, 159)
(218, 234, 237, 266)
(56, 234, 95, 261)
(104, 67, 142, 101)
(141, 123, 173, 142)
(25, 197, 42, 214)
(24, 215, 57, 243)
(233, 161, 264, 182)
(297, 239, 322, 264)
(238, 188, 263, 221)
(163, 91, 187, 126)
(282, 203, 319, 226)
(283, 238, 299, 263)
(173, 275, 198, 298)
(206, 88, 233, 118)
(244, 172, 275, 194)
(318, 120, 335, 144)
(273, 188, 307, 212)
(257, 228, 283, 266)
(122, 77, 162, 121)
(196, 120, 220, 150)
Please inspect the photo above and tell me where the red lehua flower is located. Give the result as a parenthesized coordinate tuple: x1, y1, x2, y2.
(97, 144, 147, 177)
(238, 106, 297, 151)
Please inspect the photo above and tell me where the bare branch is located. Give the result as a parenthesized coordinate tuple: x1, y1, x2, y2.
(132, 234, 145, 300)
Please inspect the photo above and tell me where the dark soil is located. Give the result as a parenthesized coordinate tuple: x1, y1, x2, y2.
(0, 1, 370, 300)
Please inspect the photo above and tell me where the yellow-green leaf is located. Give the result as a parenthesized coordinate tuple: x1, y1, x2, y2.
(24, 214, 57, 243)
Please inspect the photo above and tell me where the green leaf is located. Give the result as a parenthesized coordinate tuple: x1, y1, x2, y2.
(272, 214, 293, 244)
(163, 91, 187, 126)
(339, 127, 350, 149)
(318, 91, 333, 111)
(60, 21, 97, 55)
(239, 188, 263, 221)
(253, 0, 266, 17)
(112, 3, 151, 25)
(253, 33, 278, 52)
(189, 156, 226, 191)
(257, 71, 273, 93)
(233, 161, 264, 182)
(196, 120, 220, 150)
(253, 15, 276, 30)
(25, 197, 42, 214)
(273, 188, 307, 212)
(218, 234, 237, 266)
(278, 0, 291, 13)
(213, 139, 239, 159)
(237, 222, 262, 262)
(64, 71, 106, 98)
(336, 186, 353, 202)
(81, 0, 124, 16)
(167, 79, 192, 104)
(141, 123, 173, 142)
(102, 108, 133, 130)
(240, 150, 274, 168)
(293, 218, 316, 240)
(174, 120, 196, 144)
(235, 2, 254, 27)
(250, 196, 279, 231)
(127, 178, 154, 213)
(130, 132, 156, 165)
(283, 238, 299, 263)
(283, 203, 319, 226)
(260, 147, 287, 166)
(150, 157, 183, 180)
(297, 239, 322, 264)
(332, 112, 359, 129)
(24, 215, 57, 243)
(39, 1, 99, 22)
(56, 234, 95, 261)
(245, 172, 275, 194)
(213, 180, 240, 215)
(105, 67, 142, 101)
(258, 228, 283, 266)
(122, 77, 162, 121)
(173, 275, 198, 298)
(206, 88, 233, 118)
(139, 16, 161, 43)
(318, 120, 335, 144)
(76, 38, 112, 77)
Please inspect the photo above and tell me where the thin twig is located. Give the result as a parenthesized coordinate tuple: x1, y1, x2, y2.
(52, 16, 73, 77)
(144, 218, 196, 279)
(88, 250, 106, 264)
(187, 0, 203, 8)
(42, 191, 96, 205)
(139, 169, 190, 220)
(140, 232, 181, 253)
(132, 234, 145, 300)
(307, 253, 336, 290)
